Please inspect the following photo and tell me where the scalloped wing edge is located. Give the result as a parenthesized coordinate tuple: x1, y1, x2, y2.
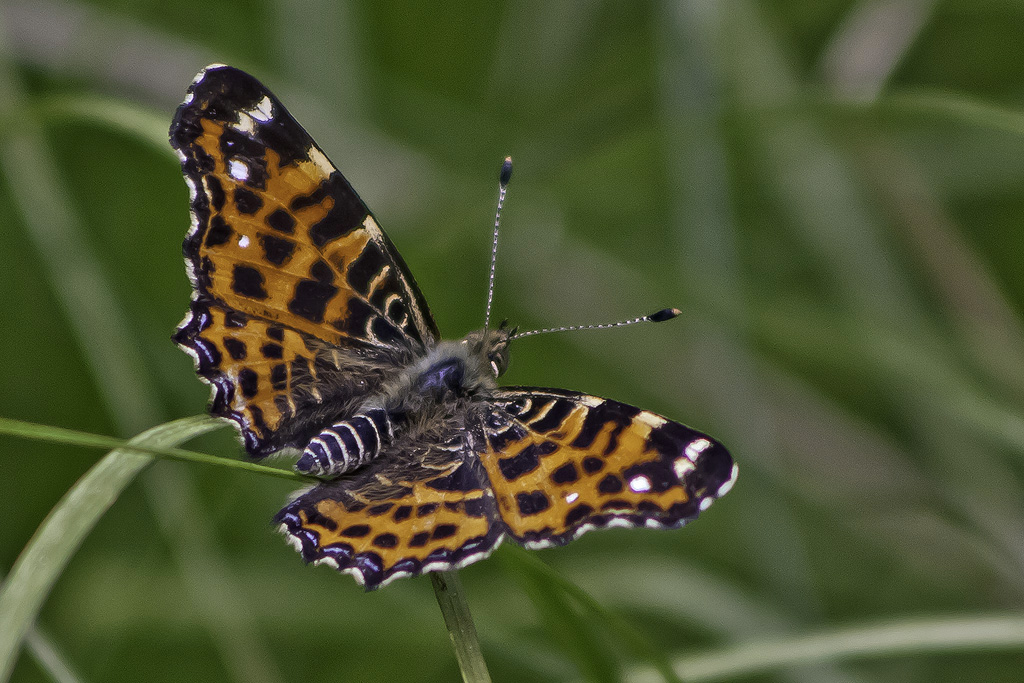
(274, 507, 507, 590)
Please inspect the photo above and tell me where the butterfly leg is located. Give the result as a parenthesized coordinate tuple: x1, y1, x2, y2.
(296, 408, 396, 477)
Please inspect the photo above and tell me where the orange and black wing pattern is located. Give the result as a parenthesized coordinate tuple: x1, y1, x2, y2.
(275, 430, 504, 589)
(275, 387, 734, 589)
(170, 64, 438, 455)
(482, 387, 736, 547)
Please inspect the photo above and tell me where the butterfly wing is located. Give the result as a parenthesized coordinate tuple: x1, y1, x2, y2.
(275, 426, 504, 590)
(276, 387, 735, 589)
(170, 64, 439, 455)
(481, 387, 736, 547)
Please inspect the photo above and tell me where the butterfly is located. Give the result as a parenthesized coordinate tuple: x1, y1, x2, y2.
(170, 64, 737, 590)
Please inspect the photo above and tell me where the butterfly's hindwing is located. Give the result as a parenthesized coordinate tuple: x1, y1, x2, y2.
(481, 388, 736, 548)
(275, 425, 505, 589)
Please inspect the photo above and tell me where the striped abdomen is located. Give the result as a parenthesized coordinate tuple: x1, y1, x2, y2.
(296, 408, 395, 477)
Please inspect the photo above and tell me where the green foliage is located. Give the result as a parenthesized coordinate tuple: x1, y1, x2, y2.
(2, 1, 1024, 681)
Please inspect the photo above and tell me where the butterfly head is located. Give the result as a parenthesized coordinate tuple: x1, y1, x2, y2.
(463, 321, 515, 379)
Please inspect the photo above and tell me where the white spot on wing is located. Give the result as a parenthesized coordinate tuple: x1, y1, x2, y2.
(673, 456, 695, 480)
(184, 176, 197, 202)
(716, 464, 738, 497)
(685, 438, 711, 462)
(228, 160, 249, 181)
(564, 491, 579, 504)
(232, 115, 255, 135)
(637, 412, 667, 428)
(250, 95, 273, 122)
(629, 475, 652, 493)
(307, 146, 334, 176)
(237, 235, 250, 248)
(314, 556, 340, 570)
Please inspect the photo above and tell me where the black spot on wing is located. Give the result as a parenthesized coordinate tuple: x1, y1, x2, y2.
(432, 524, 457, 540)
(288, 262, 338, 324)
(516, 491, 551, 516)
(234, 187, 263, 214)
(238, 368, 258, 398)
(206, 175, 225, 211)
(597, 474, 623, 494)
(269, 363, 287, 390)
(340, 524, 370, 538)
(222, 337, 247, 360)
(266, 208, 295, 234)
(231, 265, 267, 299)
(223, 309, 248, 327)
(373, 533, 398, 549)
(346, 239, 386, 296)
(260, 234, 295, 265)
(497, 441, 557, 481)
(260, 342, 283, 359)
(550, 462, 579, 484)
(205, 215, 232, 247)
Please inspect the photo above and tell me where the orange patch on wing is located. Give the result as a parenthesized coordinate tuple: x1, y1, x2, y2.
(192, 120, 374, 345)
(480, 402, 693, 541)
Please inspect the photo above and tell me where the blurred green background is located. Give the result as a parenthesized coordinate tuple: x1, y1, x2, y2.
(3, 0, 1024, 681)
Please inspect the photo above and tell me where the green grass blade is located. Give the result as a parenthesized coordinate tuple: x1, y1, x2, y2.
(430, 571, 493, 683)
(661, 614, 1024, 682)
(0, 415, 223, 682)
(876, 89, 1024, 138)
(32, 93, 171, 156)
(0, 416, 308, 482)
(22, 627, 83, 683)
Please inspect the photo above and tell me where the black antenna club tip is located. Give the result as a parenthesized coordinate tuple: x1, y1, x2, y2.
(648, 308, 682, 323)
(499, 157, 513, 186)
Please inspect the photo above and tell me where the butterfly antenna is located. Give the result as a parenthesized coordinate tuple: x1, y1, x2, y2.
(509, 307, 683, 341)
(484, 156, 513, 331)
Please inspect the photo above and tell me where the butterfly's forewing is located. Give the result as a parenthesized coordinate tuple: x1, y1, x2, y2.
(171, 64, 439, 455)
(275, 432, 504, 589)
(482, 388, 736, 547)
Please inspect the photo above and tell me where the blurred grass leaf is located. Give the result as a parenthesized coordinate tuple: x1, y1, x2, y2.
(0, 415, 223, 681)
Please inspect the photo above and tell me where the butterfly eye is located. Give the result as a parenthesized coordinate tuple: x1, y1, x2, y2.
(488, 350, 508, 377)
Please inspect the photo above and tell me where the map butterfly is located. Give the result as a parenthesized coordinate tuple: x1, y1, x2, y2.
(170, 64, 737, 589)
